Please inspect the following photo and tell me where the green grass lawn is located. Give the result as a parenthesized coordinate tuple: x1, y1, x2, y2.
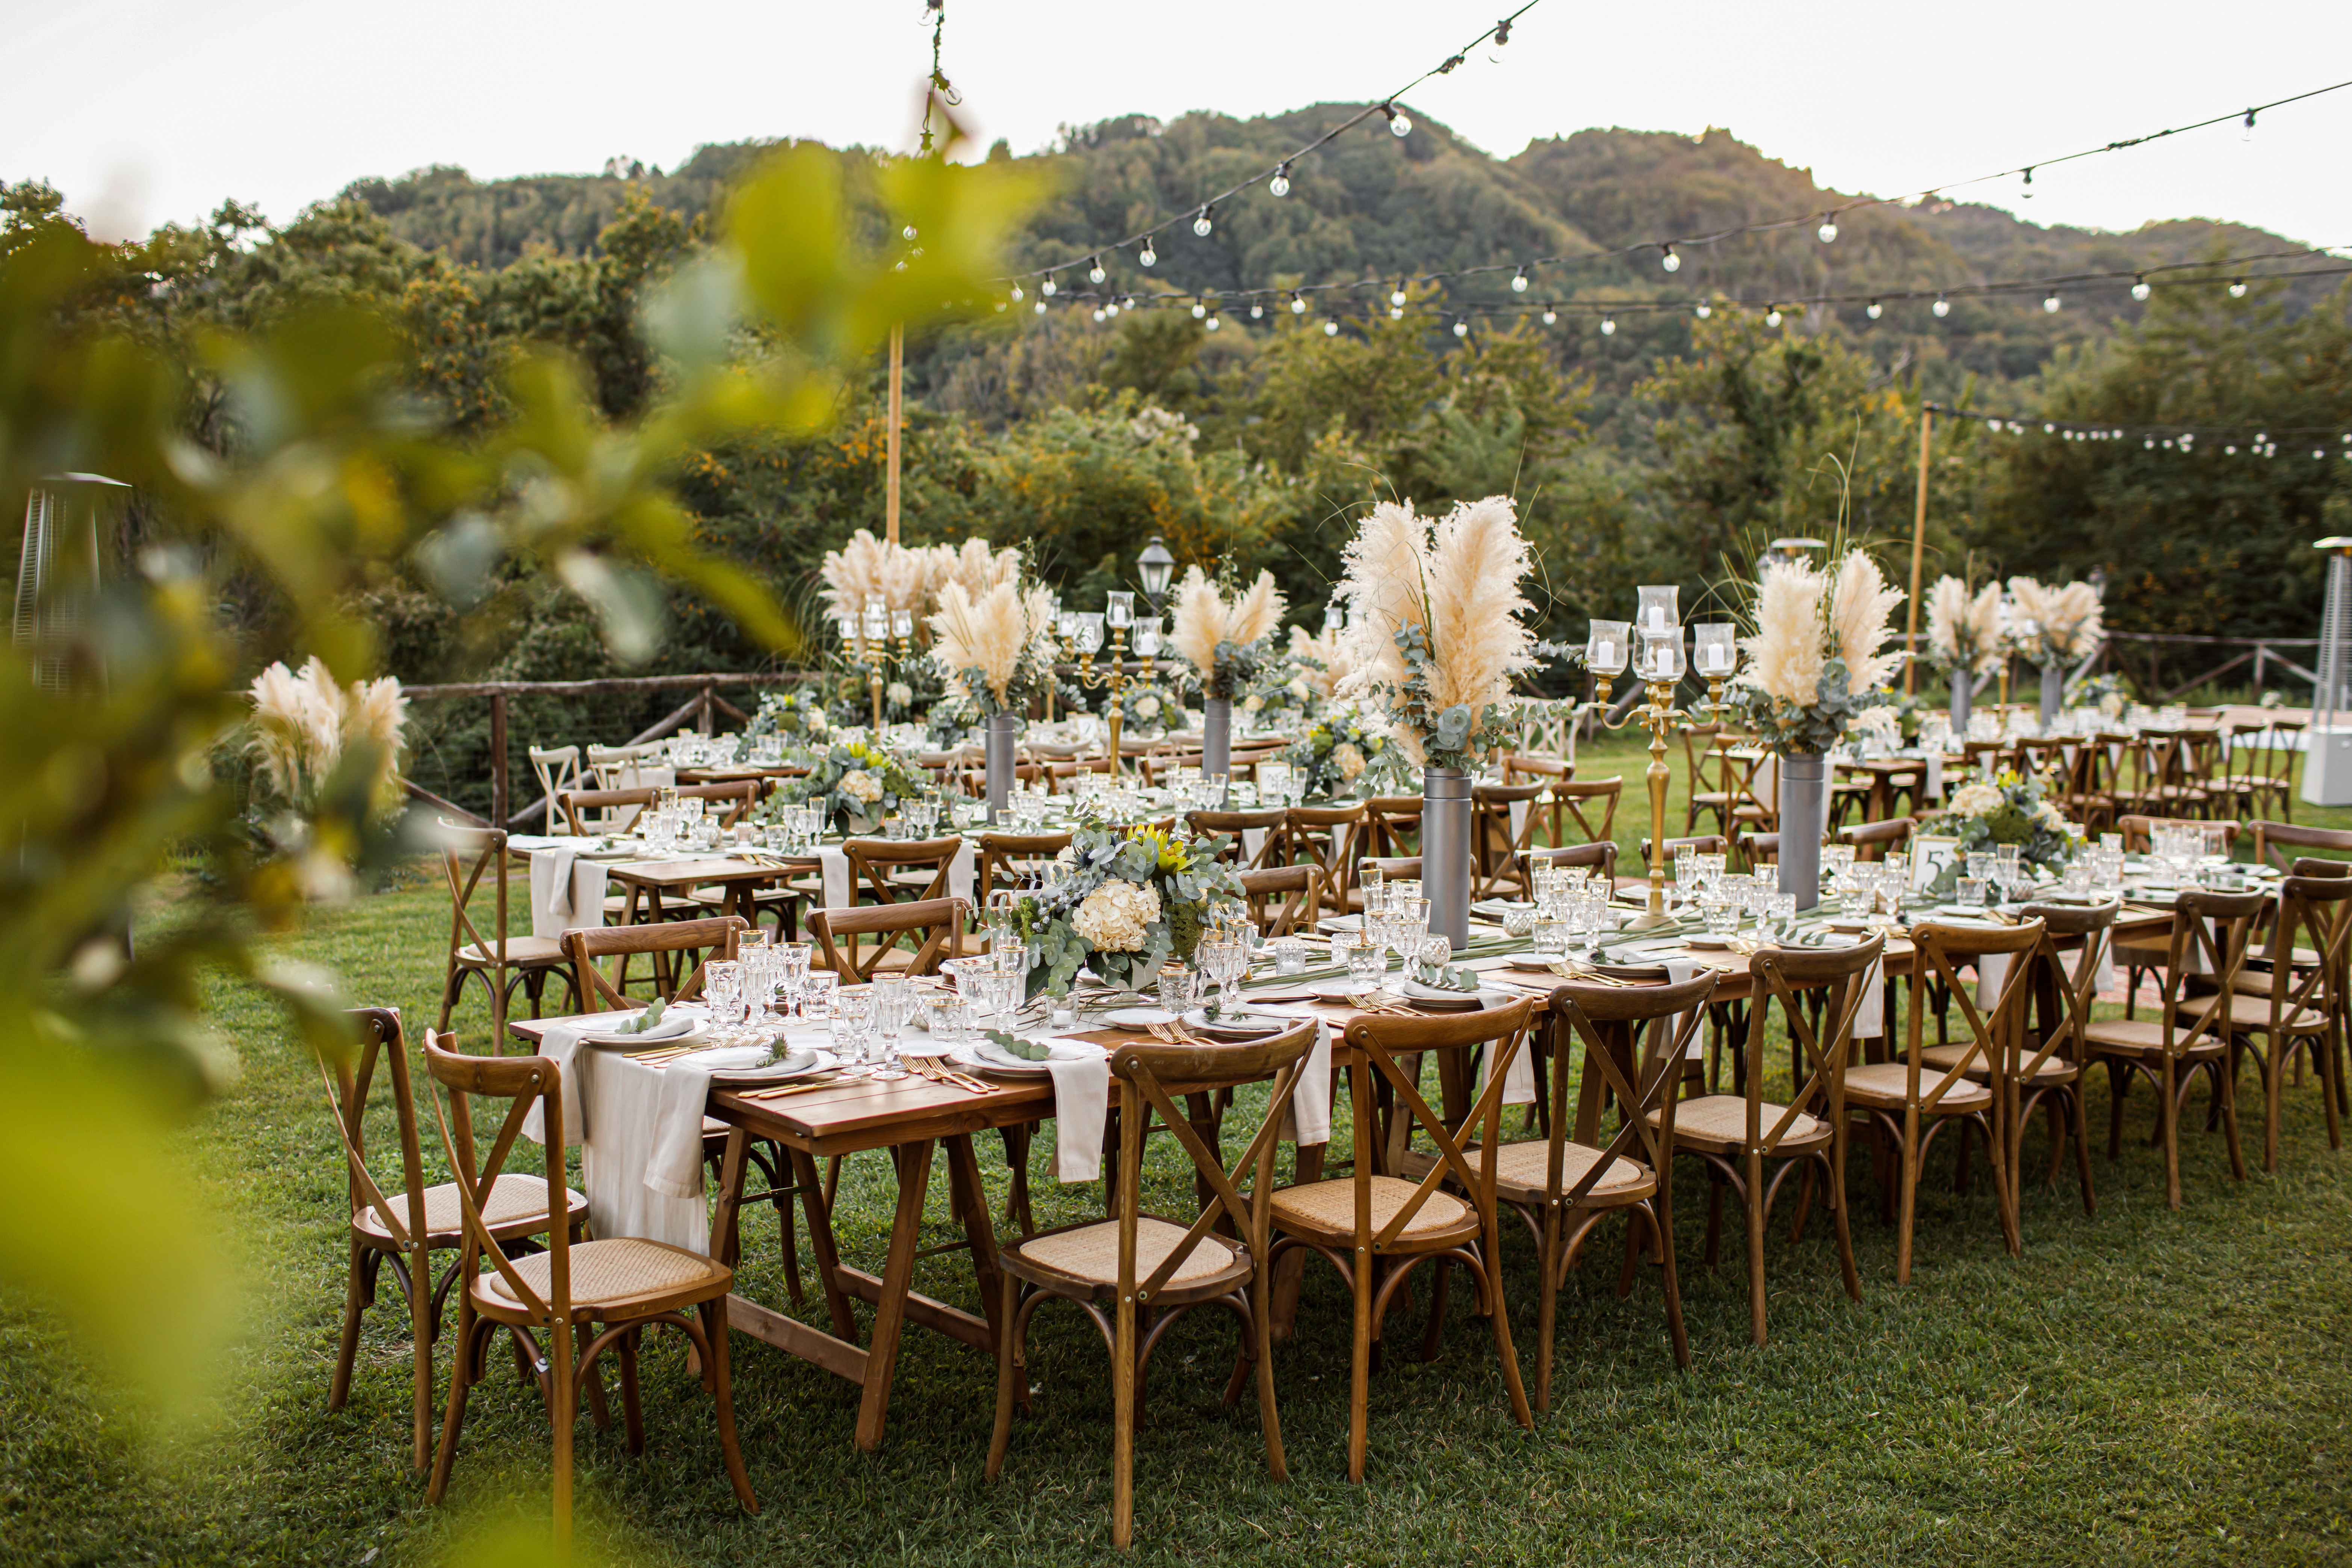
(7, 735, 2352, 1565)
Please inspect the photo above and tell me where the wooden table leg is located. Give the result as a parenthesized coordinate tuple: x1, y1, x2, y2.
(944, 1134, 1003, 1347)
(855, 1137, 935, 1452)
(709, 1128, 750, 1269)
(786, 1147, 862, 1344)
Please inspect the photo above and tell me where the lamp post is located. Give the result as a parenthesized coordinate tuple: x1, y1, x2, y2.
(1138, 536, 1176, 618)
(1587, 587, 1737, 930)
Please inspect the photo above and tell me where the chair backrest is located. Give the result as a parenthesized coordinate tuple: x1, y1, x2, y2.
(1640, 834, 1726, 862)
(1523, 840, 1617, 883)
(1470, 782, 1549, 896)
(1358, 795, 1423, 859)
(2016, 899, 2119, 1083)
(1279, 804, 1365, 898)
(1501, 752, 1571, 785)
(1360, 856, 1421, 885)
(1750, 935, 1886, 1147)
(1837, 818, 1914, 861)
(2143, 889, 2265, 1055)
(1186, 807, 1288, 869)
(1543, 974, 1716, 1204)
(317, 1007, 430, 1246)
(1676, 722, 1723, 795)
(1339, 999, 1538, 1250)
(841, 835, 964, 906)
(1103, 1022, 1319, 1308)
(974, 830, 1073, 904)
(1238, 864, 1321, 938)
(1134, 753, 1205, 789)
(808, 896, 967, 982)
(2117, 814, 2238, 857)
(1554, 777, 1622, 846)
(563, 915, 747, 1009)
(1903, 920, 2047, 1108)
(1737, 830, 1779, 868)
(419, 1031, 571, 1325)
(529, 746, 584, 835)
(436, 820, 513, 971)
(2252, 819, 2352, 873)
(2257, 873, 2352, 1030)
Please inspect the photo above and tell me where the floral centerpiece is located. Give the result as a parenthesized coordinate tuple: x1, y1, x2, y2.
(1282, 702, 1416, 799)
(2065, 670, 2128, 720)
(1004, 818, 1239, 998)
(1117, 675, 1190, 738)
(763, 738, 929, 836)
(1170, 561, 1285, 773)
(1924, 576, 2005, 732)
(1918, 768, 2076, 893)
(2007, 576, 2104, 724)
(745, 688, 832, 746)
(928, 562, 1061, 810)
(1335, 495, 1548, 944)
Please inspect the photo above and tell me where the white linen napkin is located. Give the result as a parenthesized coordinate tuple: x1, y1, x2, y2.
(818, 840, 976, 913)
(522, 1007, 713, 1253)
(529, 847, 610, 939)
(1241, 827, 1270, 864)
(1475, 1003, 1539, 1107)
(1661, 957, 1707, 1071)
(1277, 1020, 1335, 1145)
(1508, 798, 1530, 844)
(1853, 955, 1885, 1039)
(1043, 1039, 1113, 1182)
(1924, 751, 1944, 802)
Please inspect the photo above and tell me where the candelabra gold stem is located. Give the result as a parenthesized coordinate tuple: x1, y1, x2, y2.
(1594, 672, 1735, 930)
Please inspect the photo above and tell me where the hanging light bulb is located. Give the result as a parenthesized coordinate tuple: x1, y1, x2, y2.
(1986, 419, 2002, 432)
(1391, 280, 1408, 307)
(1601, 316, 1616, 336)
(1105, 299, 1121, 317)
(1040, 273, 1057, 297)
(1390, 302, 1404, 321)
(1250, 302, 1264, 319)
(2044, 423, 2057, 434)
(1866, 300, 1882, 320)
(2228, 279, 2248, 298)
(1193, 205, 1214, 238)
(1695, 302, 1711, 319)
(1033, 299, 1046, 315)
(1661, 244, 1680, 273)
(1511, 265, 1529, 293)
(1453, 318, 1469, 338)
(2243, 107, 2257, 141)
(1206, 314, 1221, 331)
(1290, 293, 1306, 315)
(1324, 317, 1340, 336)
(1088, 256, 1106, 285)
(1092, 308, 1106, 323)
(1817, 217, 1838, 243)
(1268, 162, 1291, 198)
(1932, 295, 1950, 318)
(1191, 298, 1206, 320)
(1765, 305, 1783, 327)
(2043, 293, 2061, 313)
(1010, 284, 1024, 303)
(2226, 445, 2238, 455)
(902, 224, 918, 241)
(1383, 102, 1412, 137)
(1541, 304, 1558, 325)
(1138, 240, 1157, 267)
(2131, 275, 2151, 302)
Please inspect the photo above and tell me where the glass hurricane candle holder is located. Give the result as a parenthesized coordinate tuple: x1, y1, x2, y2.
(1693, 622, 1738, 678)
(1586, 618, 1628, 678)
(1636, 628, 1686, 683)
(1635, 584, 1679, 638)
(1105, 591, 1134, 628)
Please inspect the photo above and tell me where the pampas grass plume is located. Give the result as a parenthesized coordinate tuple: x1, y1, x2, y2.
(1334, 500, 1428, 705)
(1830, 549, 1906, 691)
(1425, 496, 1536, 711)
(1741, 561, 1826, 706)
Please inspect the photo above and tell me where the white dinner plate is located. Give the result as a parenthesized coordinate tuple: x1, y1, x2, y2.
(579, 1010, 707, 1049)
(956, 1038, 1103, 1077)
(1104, 1007, 1176, 1029)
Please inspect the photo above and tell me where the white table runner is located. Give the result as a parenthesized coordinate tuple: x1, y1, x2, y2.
(524, 1007, 715, 1254)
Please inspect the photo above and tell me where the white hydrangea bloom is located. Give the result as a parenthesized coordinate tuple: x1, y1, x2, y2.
(1072, 878, 1161, 952)
(839, 769, 884, 804)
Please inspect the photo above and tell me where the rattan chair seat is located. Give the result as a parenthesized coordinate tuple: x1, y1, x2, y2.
(1471, 1139, 1654, 1204)
(478, 1236, 727, 1313)
(1268, 1175, 1473, 1244)
(1842, 1062, 1994, 1111)
(1646, 1092, 1827, 1151)
(2082, 1018, 2231, 1057)
(355, 1172, 584, 1243)
(455, 936, 569, 967)
(1920, 1042, 2078, 1083)
(1004, 1217, 1244, 1293)
(2233, 1002, 2333, 1034)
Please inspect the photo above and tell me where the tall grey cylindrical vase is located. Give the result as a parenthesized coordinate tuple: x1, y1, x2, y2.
(1202, 697, 1232, 800)
(2039, 664, 2062, 728)
(1948, 670, 1973, 737)
(1422, 765, 1472, 950)
(984, 712, 1018, 824)
(1778, 751, 1827, 912)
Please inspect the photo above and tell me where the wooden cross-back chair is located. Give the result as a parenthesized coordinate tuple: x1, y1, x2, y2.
(1133, 752, 1206, 790)
(1277, 803, 1365, 906)
(2110, 815, 2244, 1012)
(1506, 974, 1715, 1408)
(986, 1023, 1317, 1551)
(317, 1009, 589, 1471)
(416, 1034, 757, 1537)
(1836, 817, 1914, 862)
(1668, 938, 1879, 1343)
(528, 745, 583, 835)
(841, 834, 964, 906)
(1499, 752, 1572, 846)
(1238, 865, 1322, 939)
(2229, 869, 2351, 1173)
(2221, 721, 2303, 823)
(2251, 819, 2352, 874)
(1521, 840, 1618, 885)
(1186, 807, 1288, 870)
(1735, 829, 1779, 869)
(1554, 777, 1623, 847)
(974, 830, 1073, 905)
(1356, 794, 1423, 861)
(585, 743, 645, 791)
(558, 780, 768, 836)
(434, 821, 574, 1039)
(1266, 999, 1537, 1482)
(2082, 888, 2261, 1209)
(563, 915, 745, 1011)
(1678, 723, 1734, 837)
(1959, 900, 2116, 1220)
(1470, 782, 1550, 898)
(1861, 921, 2041, 1281)
(807, 896, 967, 983)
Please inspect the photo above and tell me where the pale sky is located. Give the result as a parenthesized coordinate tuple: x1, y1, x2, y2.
(7, 0, 2350, 255)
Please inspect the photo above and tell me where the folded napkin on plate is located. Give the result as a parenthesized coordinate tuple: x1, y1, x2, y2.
(523, 1006, 713, 1253)
(529, 846, 611, 938)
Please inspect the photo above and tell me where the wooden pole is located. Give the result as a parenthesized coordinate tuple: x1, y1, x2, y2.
(1905, 405, 1933, 696)
(886, 324, 904, 546)
(488, 691, 508, 831)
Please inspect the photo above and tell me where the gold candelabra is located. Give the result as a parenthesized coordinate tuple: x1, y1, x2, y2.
(1588, 598, 1740, 931)
(1592, 670, 1729, 929)
(1074, 624, 1130, 776)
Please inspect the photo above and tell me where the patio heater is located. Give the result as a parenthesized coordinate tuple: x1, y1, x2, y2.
(2301, 536, 2352, 805)
(14, 473, 127, 692)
